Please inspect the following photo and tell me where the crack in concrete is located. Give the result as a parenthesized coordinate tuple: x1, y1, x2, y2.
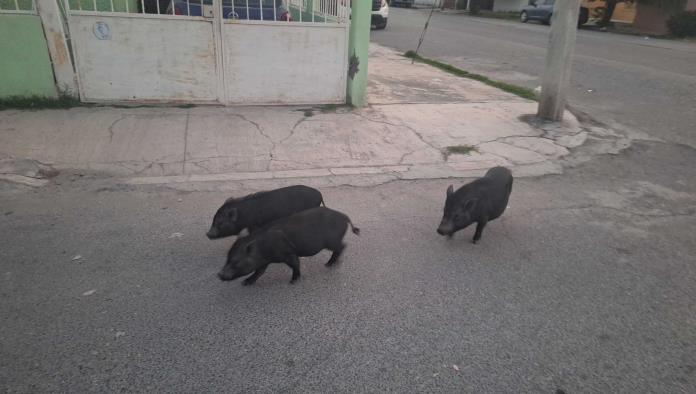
(476, 134, 553, 146)
(188, 161, 213, 174)
(230, 113, 274, 171)
(469, 123, 619, 163)
(398, 149, 418, 165)
(472, 139, 553, 164)
(113, 162, 139, 174)
(291, 117, 307, 132)
(107, 115, 128, 143)
(231, 113, 261, 131)
(134, 162, 156, 176)
(265, 115, 319, 168)
(352, 111, 441, 153)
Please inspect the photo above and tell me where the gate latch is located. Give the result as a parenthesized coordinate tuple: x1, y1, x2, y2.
(202, 4, 214, 18)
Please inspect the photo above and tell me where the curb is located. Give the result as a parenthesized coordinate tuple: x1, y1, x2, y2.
(121, 162, 563, 186)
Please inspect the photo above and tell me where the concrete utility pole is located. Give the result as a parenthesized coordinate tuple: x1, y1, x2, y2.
(346, 0, 371, 107)
(537, 0, 581, 121)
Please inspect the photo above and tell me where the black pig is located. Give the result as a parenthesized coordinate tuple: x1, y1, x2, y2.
(206, 185, 323, 239)
(437, 166, 513, 243)
(217, 207, 360, 285)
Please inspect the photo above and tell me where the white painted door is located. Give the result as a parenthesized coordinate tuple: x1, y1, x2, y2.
(65, 5, 221, 103)
(219, 22, 348, 105)
(64, 0, 349, 104)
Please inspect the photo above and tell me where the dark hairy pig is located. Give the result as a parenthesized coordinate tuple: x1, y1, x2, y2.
(206, 185, 323, 239)
(217, 207, 360, 285)
(437, 166, 513, 243)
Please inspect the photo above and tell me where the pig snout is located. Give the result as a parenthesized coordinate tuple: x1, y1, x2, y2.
(217, 270, 238, 281)
(206, 227, 219, 239)
(437, 219, 454, 236)
(217, 267, 246, 281)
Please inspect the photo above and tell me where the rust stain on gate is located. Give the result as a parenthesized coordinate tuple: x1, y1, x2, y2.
(52, 31, 69, 65)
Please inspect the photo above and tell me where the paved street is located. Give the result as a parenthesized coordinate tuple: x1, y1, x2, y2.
(371, 9, 696, 147)
(2, 141, 695, 392)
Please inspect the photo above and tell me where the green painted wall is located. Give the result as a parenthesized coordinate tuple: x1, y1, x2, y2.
(0, 14, 57, 98)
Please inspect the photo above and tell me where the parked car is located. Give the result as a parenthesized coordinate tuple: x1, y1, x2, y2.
(372, 0, 389, 29)
(164, 0, 291, 20)
(520, 0, 589, 27)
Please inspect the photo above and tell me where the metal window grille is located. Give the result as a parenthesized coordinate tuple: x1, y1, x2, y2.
(60, 0, 348, 23)
(0, 0, 37, 14)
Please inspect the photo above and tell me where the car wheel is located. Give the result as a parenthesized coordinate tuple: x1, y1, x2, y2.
(377, 18, 387, 29)
(520, 11, 528, 23)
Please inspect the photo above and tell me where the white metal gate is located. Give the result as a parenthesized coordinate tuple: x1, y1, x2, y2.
(63, 0, 350, 104)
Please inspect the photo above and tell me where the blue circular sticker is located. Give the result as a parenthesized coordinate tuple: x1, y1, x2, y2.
(93, 21, 111, 40)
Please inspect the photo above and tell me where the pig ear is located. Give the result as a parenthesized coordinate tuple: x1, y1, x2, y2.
(446, 185, 454, 197)
(227, 207, 238, 221)
(464, 198, 478, 211)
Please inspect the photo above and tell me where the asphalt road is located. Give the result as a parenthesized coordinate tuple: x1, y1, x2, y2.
(2, 139, 696, 392)
(371, 9, 696, 147)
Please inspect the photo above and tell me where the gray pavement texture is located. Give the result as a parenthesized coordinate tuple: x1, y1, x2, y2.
(371, 9, 696, 149)
(1, 140, 695, 393)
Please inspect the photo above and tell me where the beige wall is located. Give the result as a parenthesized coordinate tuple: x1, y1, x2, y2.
(633, 0, 696, 35)
(633, 4, 670, 35)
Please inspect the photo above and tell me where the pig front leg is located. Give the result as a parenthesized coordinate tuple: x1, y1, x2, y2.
(473, 218, 488, 244)
(286, 255, 301, 283)
(242, 265, 268, 286)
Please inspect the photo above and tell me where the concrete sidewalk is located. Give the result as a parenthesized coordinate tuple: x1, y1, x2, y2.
(0, 44, 596, 188)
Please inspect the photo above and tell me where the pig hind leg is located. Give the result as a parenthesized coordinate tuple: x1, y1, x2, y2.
(325, 242, 346, 267)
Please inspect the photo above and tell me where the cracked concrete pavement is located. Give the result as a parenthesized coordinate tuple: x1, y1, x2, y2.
(0, 44, 632, 188)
